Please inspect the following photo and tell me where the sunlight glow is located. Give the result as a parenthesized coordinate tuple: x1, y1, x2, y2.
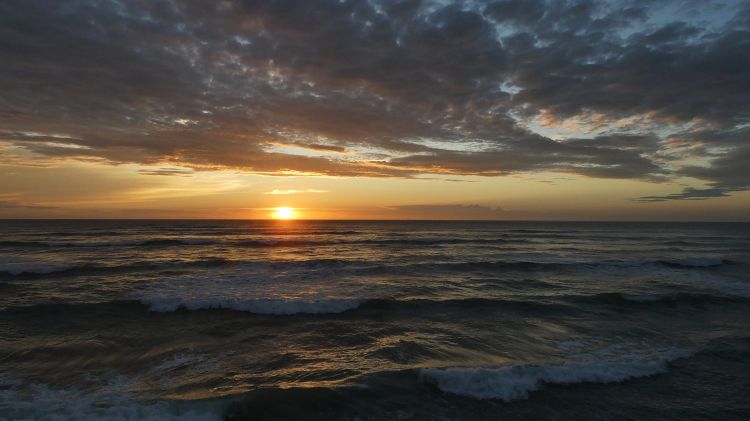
(272, 207, 296, 219)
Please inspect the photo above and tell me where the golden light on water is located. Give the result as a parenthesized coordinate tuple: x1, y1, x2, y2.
(272, 207, 296, 219)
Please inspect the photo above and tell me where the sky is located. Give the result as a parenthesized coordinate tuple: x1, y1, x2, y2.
(0, 0, 749, 220)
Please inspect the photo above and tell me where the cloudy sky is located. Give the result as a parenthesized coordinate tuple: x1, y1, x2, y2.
(1, 0, 748, 219)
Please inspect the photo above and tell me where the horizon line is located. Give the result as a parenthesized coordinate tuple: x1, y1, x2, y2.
(1, 218, 749, 223)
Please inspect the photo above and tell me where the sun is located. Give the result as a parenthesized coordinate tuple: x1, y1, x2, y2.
(272, 207, 296, 220)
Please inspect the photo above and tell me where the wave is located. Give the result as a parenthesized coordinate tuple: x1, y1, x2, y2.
(356, 297, 568, 311)
(1, 296, 563, 317)
(1, 255, 738, 282)
(0, 235, 372, 250)
(655, 257, 732, 268)
(231, 239, 330, 247)
(3, 233, 745, 255)
(0, 256, 383, 279)
(228, 237, 531, 248)
(0, 258, 233, 279)
(0, 238, 217, 249)
(420, 350, 692, 401)
(32, 231, 126, 237)
(0, 240, 53, 248)
(650, 239, 745, 248)
(372, 258, 737, 275)
(0, 373, 221, 420)
(583, 292, 743, 306)
(145, 293, 747, 315)
(5, 288, 745, 318)
(134, 295, 607, 317)
(359, 293, 744, 313)
(0, 258, 564, 279)
(254, 230, 363, 236)
(0, 261, 76, 276)
(358, 237, 532, 246)
(142, 297, 362, 315)
(504, 229, 582, 234)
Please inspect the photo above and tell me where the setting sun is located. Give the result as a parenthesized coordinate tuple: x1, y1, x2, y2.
(272, 207, 296, 220)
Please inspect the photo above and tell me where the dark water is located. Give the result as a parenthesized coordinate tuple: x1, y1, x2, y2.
(1, 220, 749, 420)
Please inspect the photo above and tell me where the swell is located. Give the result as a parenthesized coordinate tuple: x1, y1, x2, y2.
(0, 258, 233, 280)
(361, 293, 746, 312)
(4, 292, 744, 317)
(656, 258, 733, 268)
(357, 238, 532, 246)
(378, 258, 738, 274)
(0, 256, 738, 280)
(0, 236, 531, 249)
(204, 237, 535, 248)
(142, 297, 363, 315)
(31, 231, 126, 237)
(3, 233, 747, 250)
(0, 257, 375, 279)
(0, 238, 217, 249)
(223, 346, 700, 418)
(579, 292, 745, 306)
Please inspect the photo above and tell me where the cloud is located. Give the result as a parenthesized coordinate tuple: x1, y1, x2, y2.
(0, 0, 748, 197)
(634, 187, 736, 202)
(636, 126, 750, 201)
(137, 168, 194, 176)
(264, 189, 328, 195)
(0, 200, 56, 209)
(388, 204, 504, 220)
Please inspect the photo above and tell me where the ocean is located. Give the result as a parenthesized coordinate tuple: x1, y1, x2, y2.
(0, 220, 749, 420)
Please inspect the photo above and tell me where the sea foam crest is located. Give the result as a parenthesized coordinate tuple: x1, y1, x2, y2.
(420, 350, 691, 401)
(142, 297, 362, 314)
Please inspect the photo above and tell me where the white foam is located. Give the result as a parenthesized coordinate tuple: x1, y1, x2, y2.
(0, 373, 221, 421)
(142, 297, 362, 314)
(420, 350, 691, 401)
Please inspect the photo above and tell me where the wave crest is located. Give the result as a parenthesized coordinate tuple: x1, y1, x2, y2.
(142, 297, 362, 315)
(420, 350, 692, 401)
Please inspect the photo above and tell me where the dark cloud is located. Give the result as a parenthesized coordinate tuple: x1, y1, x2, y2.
(635, 187, 735, 202)
(275, 143, 349, 153)
(636, 125, 750, 201)
(0, 0, 748, 197)
(387, 133, 666, 179)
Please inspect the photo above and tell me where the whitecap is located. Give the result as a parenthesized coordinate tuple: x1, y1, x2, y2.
(420, 349, 692, 401)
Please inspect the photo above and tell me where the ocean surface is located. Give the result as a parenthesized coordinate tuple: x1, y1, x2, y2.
(0, 220, 749, 420)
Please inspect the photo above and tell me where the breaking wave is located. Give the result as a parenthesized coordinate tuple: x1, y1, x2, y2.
(420, 350, 692, 401)
(142, 297, 363, 315)
(0, 373, 221, 420)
